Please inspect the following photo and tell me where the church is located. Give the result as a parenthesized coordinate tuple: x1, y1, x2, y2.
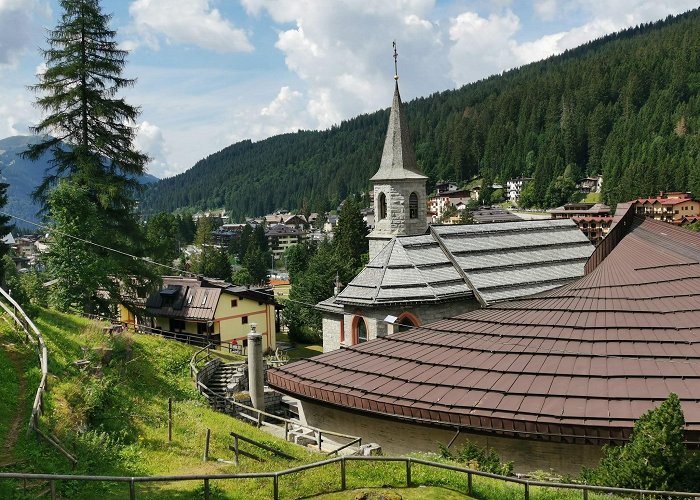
(319, 65, 594, 352)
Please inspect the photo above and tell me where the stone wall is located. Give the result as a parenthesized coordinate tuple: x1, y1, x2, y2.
(322, 299, 481, 352)
(296, 400, 603, 475)
(197, 357, 221, 386)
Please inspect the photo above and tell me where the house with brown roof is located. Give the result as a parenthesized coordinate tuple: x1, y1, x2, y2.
(139, 276, 277, 351)
(269, 207, 700, 474)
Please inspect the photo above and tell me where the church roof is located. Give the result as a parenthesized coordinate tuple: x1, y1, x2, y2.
(370, 82, 427, 182)
(269, 216, 700, 445)
(336, 219, 593, 307)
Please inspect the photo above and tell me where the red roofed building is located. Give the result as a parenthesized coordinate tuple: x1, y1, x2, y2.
(634, 191, 699, 223)
(268, 207, 700, 474)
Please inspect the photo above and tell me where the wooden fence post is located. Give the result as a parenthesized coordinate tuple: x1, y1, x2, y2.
(234, 435, 239, 465)
(168, 398, 173, 442)
(203, 478, 210, 500)
(341, 457, 346, 491)
(203, 428, 211, 462)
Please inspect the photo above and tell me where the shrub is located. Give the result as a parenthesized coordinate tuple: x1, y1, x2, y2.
(581, 393, 700, 492)
(439, 440, 514, 476)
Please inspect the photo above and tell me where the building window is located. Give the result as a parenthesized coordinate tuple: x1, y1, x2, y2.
(242, 316, 248, 324)
(231, 299, 238, 308)
(169, 318, 185, 333)
(397, 312, 420, 333)
(352, 316, 368, 344)
(409, 192, 418, 219)
(378, 192, 387, 220)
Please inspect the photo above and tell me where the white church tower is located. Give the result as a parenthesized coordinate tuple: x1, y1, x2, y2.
(367, 44, 428, 261)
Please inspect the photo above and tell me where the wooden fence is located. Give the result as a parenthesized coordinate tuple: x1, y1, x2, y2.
(2, 455, 699, 500)
(189, 346, 363, 455)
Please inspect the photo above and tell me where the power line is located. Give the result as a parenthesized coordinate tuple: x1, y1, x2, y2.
(0, 209, 324, 311)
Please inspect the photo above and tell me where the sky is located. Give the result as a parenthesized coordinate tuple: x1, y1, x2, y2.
(0, 1, 697, 179)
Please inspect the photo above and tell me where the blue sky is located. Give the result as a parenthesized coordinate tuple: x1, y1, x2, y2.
(0, 1, 697, 179)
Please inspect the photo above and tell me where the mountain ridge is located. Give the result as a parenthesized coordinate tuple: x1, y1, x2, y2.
(139, 9, 700, 217)
(0, 135, 159, 226)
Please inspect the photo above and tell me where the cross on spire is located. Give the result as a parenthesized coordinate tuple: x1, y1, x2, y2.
(393, 40, 399, 81)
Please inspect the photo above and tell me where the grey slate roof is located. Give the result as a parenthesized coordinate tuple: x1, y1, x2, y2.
(370, 82, 427, 182)
(335, 219, 593, 307)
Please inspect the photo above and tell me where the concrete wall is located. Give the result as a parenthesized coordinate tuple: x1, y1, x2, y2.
(297, 400, 603, 475)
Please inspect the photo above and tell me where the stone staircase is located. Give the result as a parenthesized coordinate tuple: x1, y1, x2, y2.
(204, 362, 247, 396)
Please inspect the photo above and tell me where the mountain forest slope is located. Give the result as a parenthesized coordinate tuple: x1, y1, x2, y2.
(141, 9, 700, 218)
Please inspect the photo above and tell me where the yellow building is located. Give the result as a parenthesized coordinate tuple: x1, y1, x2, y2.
(127, 276, 277, 352)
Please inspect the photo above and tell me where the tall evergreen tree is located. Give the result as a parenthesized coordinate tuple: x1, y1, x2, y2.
(24, 0, 154, 312)
(0, 176, 15, 286)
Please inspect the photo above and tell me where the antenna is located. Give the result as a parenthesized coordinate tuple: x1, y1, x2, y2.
(393, 40, 399, 81)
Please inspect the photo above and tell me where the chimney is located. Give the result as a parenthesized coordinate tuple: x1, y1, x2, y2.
(247, 323, 265, 412)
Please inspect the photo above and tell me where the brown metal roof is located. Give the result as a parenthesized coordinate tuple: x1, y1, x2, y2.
(269, 216, 700, 445)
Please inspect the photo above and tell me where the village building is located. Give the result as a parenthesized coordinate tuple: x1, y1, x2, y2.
(269, 206, 700, 474)
(125, 276, 277, 351)
(265, 224, 306, 261)
(317, 71, 593, 354)
(427, 189, 472, 223)
(577, 175, 603, 193)
(549, 203, 613, 245)
(506, 176, 533, 203)
(633, 191, 700, 223)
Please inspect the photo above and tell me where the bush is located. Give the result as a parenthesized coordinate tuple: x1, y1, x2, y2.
(439, 440, 514, 476)
(581, 393, 700, 492)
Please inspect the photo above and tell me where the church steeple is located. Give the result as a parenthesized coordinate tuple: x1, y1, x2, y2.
(367, 43, 428, 261)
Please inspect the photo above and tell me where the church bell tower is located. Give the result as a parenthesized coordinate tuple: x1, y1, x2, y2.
(367, 43, 428, 261)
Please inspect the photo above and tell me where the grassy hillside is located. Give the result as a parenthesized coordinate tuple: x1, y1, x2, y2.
(0, 309, 622, 499)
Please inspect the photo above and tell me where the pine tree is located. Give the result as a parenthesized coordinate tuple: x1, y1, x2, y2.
(23, 0, 154, 312)
(24, 0, 148, 201)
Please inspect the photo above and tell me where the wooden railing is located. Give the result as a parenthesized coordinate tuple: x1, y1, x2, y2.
(195, 379, 362, 456)
(0, 288, 48, 434)
(189, 346, 362, 456)
(0, 288, 77, 467)
(2, 455, 699, 500)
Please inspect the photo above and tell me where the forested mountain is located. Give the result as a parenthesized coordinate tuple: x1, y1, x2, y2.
(141, 9, 700, 218)
(0, 135, 159, 226)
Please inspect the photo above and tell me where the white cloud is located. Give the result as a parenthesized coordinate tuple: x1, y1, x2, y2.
(242, 0, 446, 130)
(127, 0, 253, 53)
(135, 121, 171, 178)
(0, 92, 37, 138)
(0, 0, 50, 70)
(448, 10, 520, 85)
(533, 0, 558, 21)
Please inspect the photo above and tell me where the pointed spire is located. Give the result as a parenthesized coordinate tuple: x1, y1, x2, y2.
(370, 44, 426, 182)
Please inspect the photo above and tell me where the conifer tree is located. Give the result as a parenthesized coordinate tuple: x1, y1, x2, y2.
(24, 0, 154, 313)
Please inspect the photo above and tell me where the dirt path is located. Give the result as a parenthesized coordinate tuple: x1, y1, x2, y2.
(0, 344, 27, 466)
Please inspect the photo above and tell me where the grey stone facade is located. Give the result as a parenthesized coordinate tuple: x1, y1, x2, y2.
(369, 179, 428, 261)
(322, 299, 479, 352)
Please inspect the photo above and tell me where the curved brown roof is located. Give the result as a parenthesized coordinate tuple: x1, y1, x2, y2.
(269, 216, 700, 445)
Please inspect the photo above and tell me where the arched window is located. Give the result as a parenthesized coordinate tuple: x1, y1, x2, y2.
(352, 316, 368, 344)
(409, 192, 418, 219)
(378, 192, 387, 220)
(397, 312, 420, 333)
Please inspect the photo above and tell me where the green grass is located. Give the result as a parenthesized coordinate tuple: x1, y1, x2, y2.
(0, 341, 20, 448)
(277, 332, 323, 360)
(0, 308, 627, 499)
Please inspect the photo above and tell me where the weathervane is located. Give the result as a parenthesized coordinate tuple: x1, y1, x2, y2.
(393, 40, 399, 81)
